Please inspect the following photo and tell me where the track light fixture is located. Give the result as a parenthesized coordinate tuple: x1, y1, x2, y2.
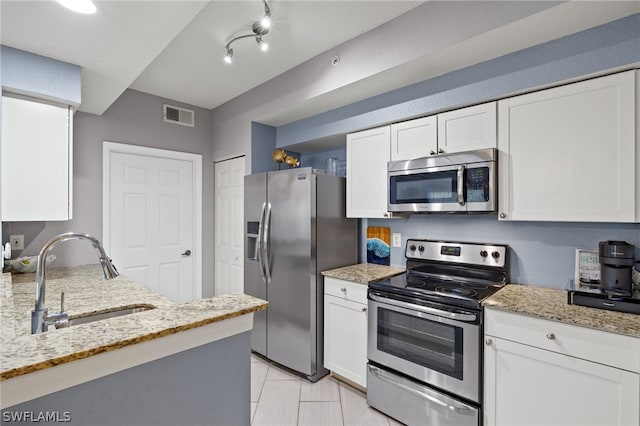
(223, 0, 271, 64)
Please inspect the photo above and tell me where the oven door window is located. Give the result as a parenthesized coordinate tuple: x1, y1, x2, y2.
(376, 307, 464, 380)
(389, 170, 459, 204)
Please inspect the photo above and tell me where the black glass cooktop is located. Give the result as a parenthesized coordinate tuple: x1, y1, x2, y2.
(369, 270, 505, 310)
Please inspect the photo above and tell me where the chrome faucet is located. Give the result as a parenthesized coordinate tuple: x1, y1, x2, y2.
(31, 232, 119, 334)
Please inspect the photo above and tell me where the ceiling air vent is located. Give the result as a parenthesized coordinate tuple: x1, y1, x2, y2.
(163, 104, 194, 127)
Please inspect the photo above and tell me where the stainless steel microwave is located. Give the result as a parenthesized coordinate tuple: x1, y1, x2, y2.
(388, 148, 496, 214)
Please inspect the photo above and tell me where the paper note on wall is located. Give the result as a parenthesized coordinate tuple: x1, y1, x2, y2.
(367, 227, 391, 266)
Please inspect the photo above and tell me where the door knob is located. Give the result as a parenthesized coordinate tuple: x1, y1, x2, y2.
(181, 249, 192, 257)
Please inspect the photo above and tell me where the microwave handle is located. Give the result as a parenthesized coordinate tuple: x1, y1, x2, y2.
(457, 165, 465, 206)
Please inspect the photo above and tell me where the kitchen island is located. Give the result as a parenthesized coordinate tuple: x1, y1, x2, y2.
(1, 265, 267, 425)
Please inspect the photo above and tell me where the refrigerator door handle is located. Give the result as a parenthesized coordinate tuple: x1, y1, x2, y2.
(257, 202, 267, 283)
(262, 202, 272, 284)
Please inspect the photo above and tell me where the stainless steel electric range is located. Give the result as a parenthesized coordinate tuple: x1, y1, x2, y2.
(367, 239, 509, 426)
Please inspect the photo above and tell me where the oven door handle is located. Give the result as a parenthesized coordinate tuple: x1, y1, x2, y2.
(368, 365, 476, 416)
(369, 293, 477, 322)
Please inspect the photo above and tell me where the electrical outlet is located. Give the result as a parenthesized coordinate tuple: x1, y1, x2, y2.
(392, 233, 402, 248)
(10, 235, 24, 251)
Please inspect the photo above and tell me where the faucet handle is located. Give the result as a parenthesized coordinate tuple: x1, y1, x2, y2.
(60, 291, 65, 313)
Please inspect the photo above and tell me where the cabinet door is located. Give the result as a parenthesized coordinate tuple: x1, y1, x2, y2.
(437, 102, 496, 153)
(1, 95, 72, 221)
(484, 336, 639, 426)
(498, 70, 637, 222)
(346, 126, 391, 218)
(323, 293, 368, 388)
(390, 116, 437, 161)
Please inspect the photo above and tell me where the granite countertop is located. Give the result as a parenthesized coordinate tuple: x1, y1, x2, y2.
(1, 265, 268, 381)
(484, 284, 640, 338)
(322, 263, 405, 285)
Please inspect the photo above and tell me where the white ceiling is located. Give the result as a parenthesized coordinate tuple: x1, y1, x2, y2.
(0, 0, 422, 115)
(1, 1, 638, 125)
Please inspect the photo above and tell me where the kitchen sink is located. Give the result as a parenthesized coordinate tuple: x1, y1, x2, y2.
(57, 304, 156, 328)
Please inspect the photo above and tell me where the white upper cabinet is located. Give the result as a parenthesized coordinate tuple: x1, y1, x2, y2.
(438, 102, 497, 153)
(346, 126, 392, 218)
(1, 95, 73, 221)
(390, 116, 437, 161)
(389, 102, 497, 162)
(498, 70, 638, 222)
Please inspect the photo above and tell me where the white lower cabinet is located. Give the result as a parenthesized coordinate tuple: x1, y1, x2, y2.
(484, 309, 640, 426)
(323, 277, 368, 388)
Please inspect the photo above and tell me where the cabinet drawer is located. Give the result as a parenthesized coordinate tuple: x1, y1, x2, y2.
(324, 277, 368, 304)
(485, 308, 640, 373)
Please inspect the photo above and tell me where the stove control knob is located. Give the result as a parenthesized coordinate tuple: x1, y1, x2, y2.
(418, 245, 425, 252)
(409, 245, 417, 251)
(480, 250, 488, 258)
(491, 251, 500, 259)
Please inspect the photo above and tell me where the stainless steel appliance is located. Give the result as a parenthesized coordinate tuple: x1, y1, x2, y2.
(599, 240, 635, 297)
(387, 148, 496, 214)
(244, 167, 357, 382)
(367, 239, 509, 426)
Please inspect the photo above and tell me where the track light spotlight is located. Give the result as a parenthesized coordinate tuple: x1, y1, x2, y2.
(223, 0, 272, 64)
(256, 37, 269, 52)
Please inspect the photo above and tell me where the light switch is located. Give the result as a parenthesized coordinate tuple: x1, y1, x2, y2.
(392, 233, 402, 248)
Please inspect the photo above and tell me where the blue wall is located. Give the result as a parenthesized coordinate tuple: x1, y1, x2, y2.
(0, 46, 81, 106)
(367, 216, 640, 290)
(273, 14, 640, 290)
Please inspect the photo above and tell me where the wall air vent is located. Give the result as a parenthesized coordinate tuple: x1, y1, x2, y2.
(163, 104, 195, 127)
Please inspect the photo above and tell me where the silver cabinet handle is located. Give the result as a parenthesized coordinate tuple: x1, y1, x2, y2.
(546, 333, 556, 340)
(340, 287, 347, 293)
(429, 150, 436, 155)
(383, 212, 389, 217)
(499, 213, 507, 219)
(485, 338, 493, 346)
(438, 148, 445, 154)
(181, 249, 192, 257)
(361, 307, 367, 312)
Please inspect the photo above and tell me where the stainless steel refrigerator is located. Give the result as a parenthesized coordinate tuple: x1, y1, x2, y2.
(244, 167, 357, 382)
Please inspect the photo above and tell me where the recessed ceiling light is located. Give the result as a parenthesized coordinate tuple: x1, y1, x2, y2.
(56, 0, 97, 14)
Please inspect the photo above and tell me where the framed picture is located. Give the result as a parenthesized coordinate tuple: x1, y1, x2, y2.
(575, 249, 600, 288)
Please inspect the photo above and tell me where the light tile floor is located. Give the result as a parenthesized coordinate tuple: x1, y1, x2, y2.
(251, 354, 403, 426)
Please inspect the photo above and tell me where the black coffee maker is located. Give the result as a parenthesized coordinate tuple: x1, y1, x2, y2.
(599, 241, 635, 297)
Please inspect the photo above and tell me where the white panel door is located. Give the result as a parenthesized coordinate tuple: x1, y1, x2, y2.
(109, 152, 195, 302)
(214, 156, 245, 295)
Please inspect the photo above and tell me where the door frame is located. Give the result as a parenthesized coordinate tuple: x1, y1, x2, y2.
(102, 141, 203, 298)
